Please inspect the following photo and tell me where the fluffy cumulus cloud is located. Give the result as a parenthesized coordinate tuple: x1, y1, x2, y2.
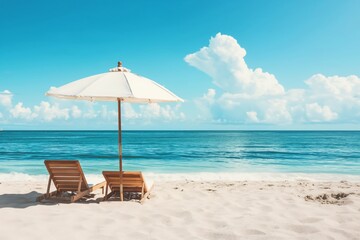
(263, 99, 293, 124)
(9, 101, 70, 121)
(0, 90, 13, 107)
(0, 90, 185, 126)
(305, 74, 360, 97)
(185, 33, 360, 125)
(71, 105, 82, 118)
(10, 102, 37, 120)
(246, 111, 259, 123)
(185, 33, 284, 97)
(194, 89, 216, 120)
(305, 103, 338, 122)
(99, 105, 117, 120)
(34, 101, 70, 121)
(123, 103, 185, 122)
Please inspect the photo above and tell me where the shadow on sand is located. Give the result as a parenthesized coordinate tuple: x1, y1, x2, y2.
(0, 191, 45, 209)
(0, 192, 103, 209)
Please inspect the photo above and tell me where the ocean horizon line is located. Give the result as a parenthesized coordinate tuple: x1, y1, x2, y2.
(2, 129, 360, 132)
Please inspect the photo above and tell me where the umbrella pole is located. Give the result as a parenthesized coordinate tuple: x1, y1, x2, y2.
(118, 99, 122, 172)
(118, 98, 123, 201)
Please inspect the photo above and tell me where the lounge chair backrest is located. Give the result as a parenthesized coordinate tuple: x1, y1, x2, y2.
(103, 171, 147, 193)
(45, 160, 89, 192)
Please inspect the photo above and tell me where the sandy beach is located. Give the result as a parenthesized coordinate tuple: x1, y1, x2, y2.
(1, 174, 359, 240)
(2, 0, 360, 239)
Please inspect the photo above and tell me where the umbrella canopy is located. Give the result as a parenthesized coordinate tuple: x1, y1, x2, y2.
(46, 62, 183, 175)
(47, 63, 183, 103)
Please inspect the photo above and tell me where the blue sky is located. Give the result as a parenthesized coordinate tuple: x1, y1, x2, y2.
(1, 0, 360, 130)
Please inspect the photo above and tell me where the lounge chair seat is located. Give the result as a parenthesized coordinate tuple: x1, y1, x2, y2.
(37, 160, 106, 203)
(102, 171, 154, 203)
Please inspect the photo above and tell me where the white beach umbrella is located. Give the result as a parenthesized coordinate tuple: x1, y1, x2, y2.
(46, 62, 183, 173)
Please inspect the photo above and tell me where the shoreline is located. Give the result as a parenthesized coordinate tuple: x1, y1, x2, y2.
(1, 171, 360, 183)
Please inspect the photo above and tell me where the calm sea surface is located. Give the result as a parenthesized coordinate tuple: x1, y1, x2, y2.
(0, 131, 359, 175)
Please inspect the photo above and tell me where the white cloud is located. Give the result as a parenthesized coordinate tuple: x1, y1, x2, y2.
(185, 33, 285, 97)
(10, 102, 37, 120)
(100, 105, 117, 120)
(2, 91, 72, 122)
(305, 103, 338, 122)
(123, 103, 185, 122)
(71, 105, 82, 118)
(194, 89, 216, 120)
(8, 101, 71, 122)
(79, 103, 118, 120)
(140, 103, 185, 121)
(245, 99, 292, 125)
(186, 33, 360, 125)
(202, 88, 216, 104)
(246, 111, 259, 123)
(0, 87, 185, 127)
(0, 90, 13, 107)
(263, 99, 293, 124)
(34, 101, 69, 121)
(123, 103, 140, 119)
(82, 104, 98, 119)
(306, 74, 360, 97)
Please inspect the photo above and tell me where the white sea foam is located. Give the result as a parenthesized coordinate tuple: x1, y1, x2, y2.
(1, 172, 360, 183)
(0, 173, 49, 182)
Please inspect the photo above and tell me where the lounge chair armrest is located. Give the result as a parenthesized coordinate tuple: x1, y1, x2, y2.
(90, 181, 106, 192)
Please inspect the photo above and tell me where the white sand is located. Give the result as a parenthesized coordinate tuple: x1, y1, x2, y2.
(0, 174, 360, 240)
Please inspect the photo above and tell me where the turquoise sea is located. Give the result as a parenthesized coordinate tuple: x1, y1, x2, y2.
(0, 131, 359, 176)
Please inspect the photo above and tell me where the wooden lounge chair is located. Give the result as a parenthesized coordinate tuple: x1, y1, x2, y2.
(36, 160, 106, 203)
(102, 171, 154, 203)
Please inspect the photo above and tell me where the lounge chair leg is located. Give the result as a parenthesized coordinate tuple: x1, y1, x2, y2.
(46, 175, 52, 198)
(104, 184, 109, 200)
(103, 191, 115, 201)
(120, 184, 123, 201)
(141, 182, 145, 201)
(77, 176, 82, 193)
(140, 183, 154, 204)
(140, 191, 150, 204)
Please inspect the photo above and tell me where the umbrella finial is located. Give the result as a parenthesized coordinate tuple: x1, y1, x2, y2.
(109, 61, 130, 72)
